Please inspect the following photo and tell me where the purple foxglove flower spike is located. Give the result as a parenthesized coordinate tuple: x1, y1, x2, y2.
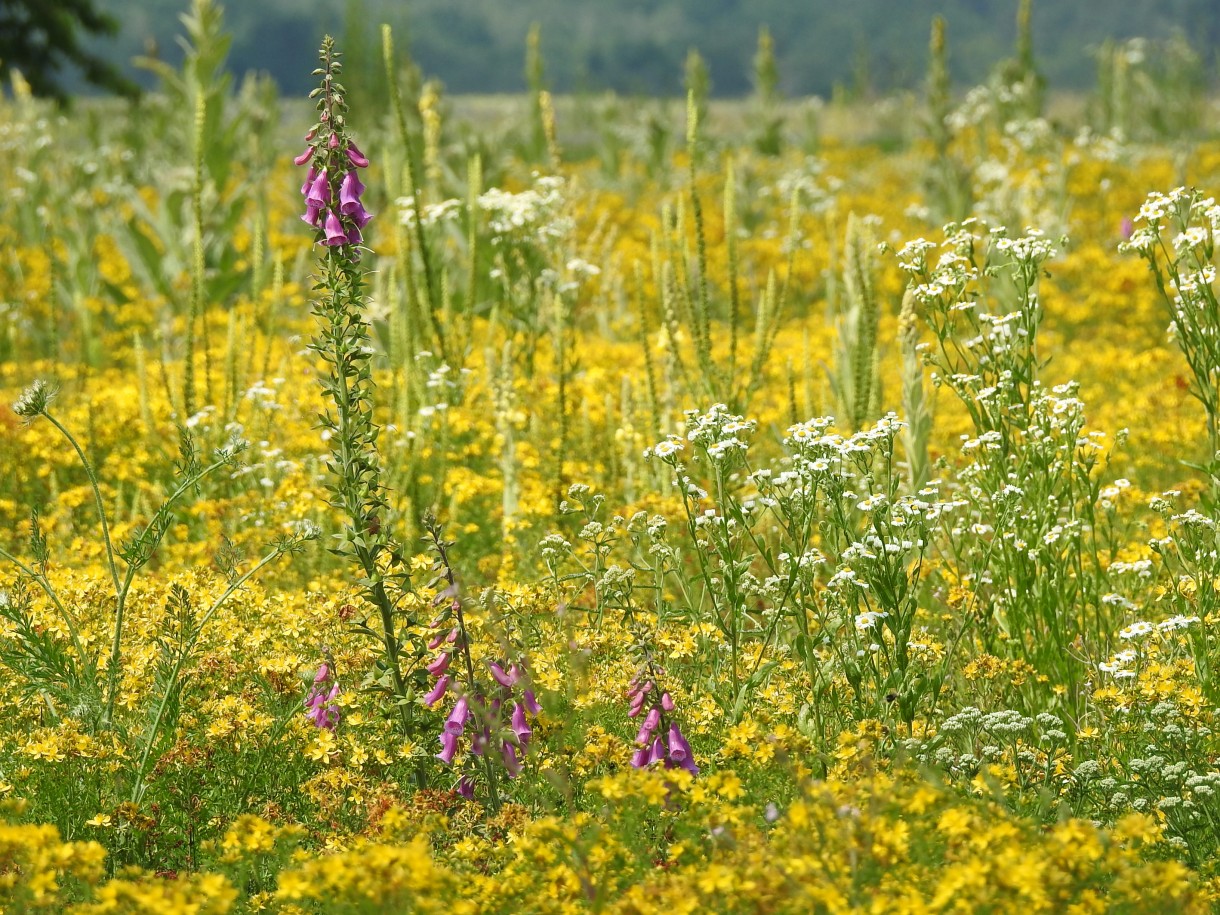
(436, 731, 459, 764)
(422, 675, 449, 707)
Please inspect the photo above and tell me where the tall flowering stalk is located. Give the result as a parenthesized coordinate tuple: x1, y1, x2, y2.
(300, 38, 417, 741)
(626, 645, 698, 776)
(421, 515, 540, 808)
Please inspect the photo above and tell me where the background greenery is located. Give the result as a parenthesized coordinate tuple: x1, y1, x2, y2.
(81, 0, 1220, 98)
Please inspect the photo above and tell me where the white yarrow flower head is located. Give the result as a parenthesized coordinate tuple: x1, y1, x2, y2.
(12, 379, 56, 419)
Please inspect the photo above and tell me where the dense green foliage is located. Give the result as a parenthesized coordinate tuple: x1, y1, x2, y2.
(82, 0, 1220, 98)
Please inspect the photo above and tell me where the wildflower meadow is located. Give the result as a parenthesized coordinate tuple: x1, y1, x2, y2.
(7, 0, 1220, 911)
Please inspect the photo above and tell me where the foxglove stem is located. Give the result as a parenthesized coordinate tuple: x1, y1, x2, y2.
(303, 37, 420, 769)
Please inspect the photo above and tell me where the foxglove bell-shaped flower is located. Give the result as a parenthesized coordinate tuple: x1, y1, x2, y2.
(510, 702, 532, 746)
(445, 696, 470, 735)
(647, 737, 666, 766)
(426, 652, 451, 677)
(502, 742, 521, 778)
(347, 142, 370, 168)
(294, 146, 315, 166)
(423, 675, 450, 707)
(306, 168, 329, 208)
(323, 210, 347, 246)
(339, 171, 366, 214)
(522, 689, 541, 715)
(436, 731, 459, 764)
(489, 662, 515, 689)
(667, 724, 699, 775)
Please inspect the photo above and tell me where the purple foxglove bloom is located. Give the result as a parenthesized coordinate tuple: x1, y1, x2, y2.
(322, 210, 347, 246)
(1121, 216, 1134, 240)
(522, 690, 541, 715)
(427, 632, 446, 650)
(667, 724, 696, 775)
(458, 777, 475, 799)
(300, 165, 318, 196)
(630, 746, 650, 768)
(328, 132, 340, 149)
(436, 731, 459, 764)
(661, 692, 675, 712)
(306, 169, 329, 207)
(644, 706, 661, 731)
(423, 675, 450, 707)
(510, 702, 532, 744)
(628, 693, 646, 718)
(445, 697, 470, 734)
(647, 737, 666, 766)
(426, 652, 451, 677)
(446, 627, 459, 644)
(489, 662, 514, 688)
(345, 224, 363, 247)
(502, 742, 521, 777)
(339, 171, 366, 215)
(635, 723, 654, 746)
(301, 202, 322, 227)
(314, 664, 330, 683)
(347, 142, 370, 168)
(294, 146, 315, 166)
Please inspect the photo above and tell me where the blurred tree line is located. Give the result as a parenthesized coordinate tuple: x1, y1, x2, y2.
(39, 0, 1220, 98)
